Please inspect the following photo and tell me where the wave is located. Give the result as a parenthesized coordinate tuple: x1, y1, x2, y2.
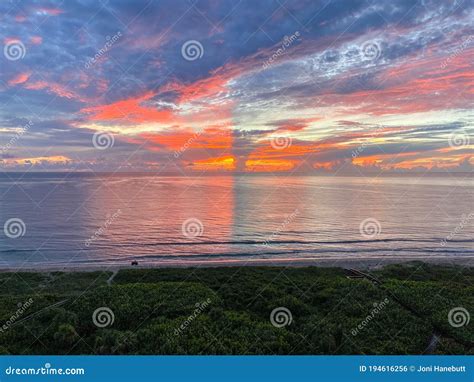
(1, 237, 473, 254)
(2, 246, 473, 258)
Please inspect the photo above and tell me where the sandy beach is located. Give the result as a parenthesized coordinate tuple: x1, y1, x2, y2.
(1, 256, 472, 273)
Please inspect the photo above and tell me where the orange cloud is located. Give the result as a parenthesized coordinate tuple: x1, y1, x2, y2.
(72, 36, 471, 173)
(8, 72, 32, 86)
(140, 126, 233, 154)
(81, 91, 173, 123)
(352, 149, 472, 170)
(1, 155, 70, 166)
(245, 158, 296, 172)
(191, 156, 235, 171)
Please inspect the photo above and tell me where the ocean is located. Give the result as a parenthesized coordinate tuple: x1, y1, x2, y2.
(0, 173, 472, 269)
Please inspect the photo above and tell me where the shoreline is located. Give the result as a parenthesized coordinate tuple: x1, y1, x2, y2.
(1, 256, 472, 273)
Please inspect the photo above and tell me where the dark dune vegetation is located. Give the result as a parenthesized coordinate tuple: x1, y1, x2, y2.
(0, 262, 472, 355)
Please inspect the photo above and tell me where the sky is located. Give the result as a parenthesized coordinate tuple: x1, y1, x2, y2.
(0, 0, 473, 174)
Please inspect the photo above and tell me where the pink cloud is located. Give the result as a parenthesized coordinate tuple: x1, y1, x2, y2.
(4, 37, 21, 44)
(35, 7, 64, 16)
(8, 72, 32, 86)
(30, 36, 43, 45)
(15, 14, 27, 22)
(24, 80, 84, 101)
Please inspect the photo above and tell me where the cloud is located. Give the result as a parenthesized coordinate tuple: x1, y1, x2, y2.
(30, 36, 43, 45)
(23, 80, 83, 101)
(34, 7, 64, 16)
(81, 91, 174, 124)
(8, 72, 32, 86)
(0, 0, 472, 172)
